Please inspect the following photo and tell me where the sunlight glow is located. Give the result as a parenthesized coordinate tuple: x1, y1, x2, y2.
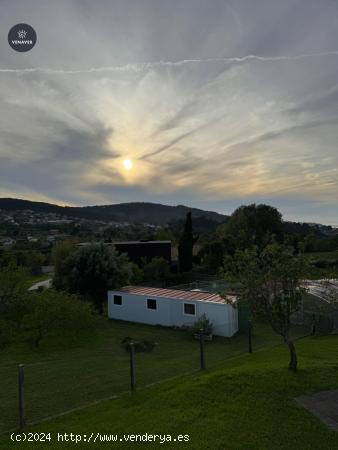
(123, 159, 133, 171)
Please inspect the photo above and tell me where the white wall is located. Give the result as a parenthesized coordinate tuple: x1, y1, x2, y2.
(107, 291, 238, 337)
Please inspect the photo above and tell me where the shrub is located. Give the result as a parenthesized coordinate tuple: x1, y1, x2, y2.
(191, 314, 213, 336)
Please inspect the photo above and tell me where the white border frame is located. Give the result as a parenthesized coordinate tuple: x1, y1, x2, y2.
(113, 294, 123, 306)
(146, 298, 158, 311)
(183, 302, 196, 316)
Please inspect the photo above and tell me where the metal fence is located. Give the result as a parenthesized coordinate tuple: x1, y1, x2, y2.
(0, 320, 312, 435)
(292, 310, 336, 334)
(291, 293, 338, 334)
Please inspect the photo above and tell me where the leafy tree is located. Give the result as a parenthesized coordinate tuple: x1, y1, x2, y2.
(226, 242, 307, 371)
(0, 266, 35, 347)
(26, 251, 45, 275)
(23, 290, 97, 347)
(0, 266, 29, 332)
(219, 204, 284, 251)
(198, 204, 284, 274)
(54, 243, 131, 311)
(143, 257, 170, 283)
(51, 239, 77, 281)
(154, 227, 176, 243)
(178, 212, 198, 272)
(129, 262, 144, 284)
(300, 232, 317, 253)
(198, 234, 236, 273)
(0, 251, 17, 269)
(0, 265, 27, 301)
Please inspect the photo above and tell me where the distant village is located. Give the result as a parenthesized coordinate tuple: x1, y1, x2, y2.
(0, 208, 162, 250)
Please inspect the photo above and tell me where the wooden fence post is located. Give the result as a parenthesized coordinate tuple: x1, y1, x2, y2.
(199, 328, 206, 370)
(18, 364, 25, 429)
(129, 342, 136, 391)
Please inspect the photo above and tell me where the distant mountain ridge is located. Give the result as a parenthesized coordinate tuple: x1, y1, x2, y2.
(0, 198, 227, 225)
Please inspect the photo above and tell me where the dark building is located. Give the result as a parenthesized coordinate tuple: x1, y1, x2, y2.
(111, 240, 172, 265)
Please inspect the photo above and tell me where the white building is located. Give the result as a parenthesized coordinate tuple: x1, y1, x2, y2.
(0, 237, 16, 248)
(108, 286, 238, 337)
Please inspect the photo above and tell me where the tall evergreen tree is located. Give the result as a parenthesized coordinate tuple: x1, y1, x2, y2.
(178, 212, 198, 272)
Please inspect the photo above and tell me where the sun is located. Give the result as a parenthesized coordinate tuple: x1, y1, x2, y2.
(122, 159, 133, 171)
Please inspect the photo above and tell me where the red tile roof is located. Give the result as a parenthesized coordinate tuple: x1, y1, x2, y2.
(115, 286, 236, 304)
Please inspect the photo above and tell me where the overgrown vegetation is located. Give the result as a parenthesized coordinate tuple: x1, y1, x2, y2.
(0, 267, 98, 349)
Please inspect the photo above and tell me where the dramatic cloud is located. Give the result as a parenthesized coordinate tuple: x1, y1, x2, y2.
(0, 0, 338, 223)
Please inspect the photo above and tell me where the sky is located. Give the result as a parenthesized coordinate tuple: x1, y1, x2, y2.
(1, 0, 338, 225)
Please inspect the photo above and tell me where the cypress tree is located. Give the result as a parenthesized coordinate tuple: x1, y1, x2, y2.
(178, 212, 198, 272)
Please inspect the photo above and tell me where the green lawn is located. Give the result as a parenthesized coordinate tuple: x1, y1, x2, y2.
(0, 319, 307, 435)
(1, 334, 338, 449)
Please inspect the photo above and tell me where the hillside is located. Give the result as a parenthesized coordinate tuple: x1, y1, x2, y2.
(0, 198, 226, 226)
(2, 335, 338, 449)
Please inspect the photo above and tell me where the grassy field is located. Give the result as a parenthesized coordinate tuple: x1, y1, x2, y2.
(0, 319, 308, 434)
(1, 334, 338, 449)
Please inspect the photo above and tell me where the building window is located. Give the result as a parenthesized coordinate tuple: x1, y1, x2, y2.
(113, 295, 122, 305)
(184, 303, 195, 315)
(147, 299, 157, 310)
